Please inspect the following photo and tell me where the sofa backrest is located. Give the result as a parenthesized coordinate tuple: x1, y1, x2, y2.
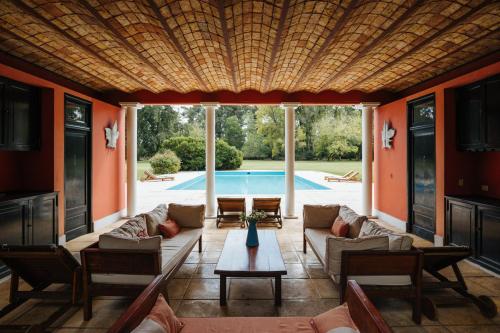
(359, 220, 413, 250)
(98, 216, 162, 250)
(168, 204, 205, 228)
(303, 204, 340, 229)
(139, 204, 168, 236)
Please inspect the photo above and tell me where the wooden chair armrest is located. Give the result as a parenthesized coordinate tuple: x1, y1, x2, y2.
(81, 247, 161, 275)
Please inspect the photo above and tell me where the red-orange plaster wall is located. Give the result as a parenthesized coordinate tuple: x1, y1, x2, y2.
(374, 61, 500, 238)
(0, 63, 125, 236)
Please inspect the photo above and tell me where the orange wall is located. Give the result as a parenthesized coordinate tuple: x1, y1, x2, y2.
(0, 63, 125, 236)
(375, 61, 500, 237)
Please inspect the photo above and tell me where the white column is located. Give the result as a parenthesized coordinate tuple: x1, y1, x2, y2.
(283, 103, 299, 218)
(203, 103, 218, 218)
(361, 103, 378, 217)
(122, 102, 142, 217)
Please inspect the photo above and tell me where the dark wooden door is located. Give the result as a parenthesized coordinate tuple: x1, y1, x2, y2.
(8, 81, 39, 150)
(0, 77, 6, 148)
(476, 205, 500, 273)
(408, 94, 436, 242)
(0, 201, 27, 277)
(485, 75, 500, 149)
(446, 199, 475, 249)
(64, 95, 92, 241)
(31, 194, 58, 245)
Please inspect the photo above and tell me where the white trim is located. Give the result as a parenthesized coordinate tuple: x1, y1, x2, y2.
(434, 235, 444, 246)
(94, 209, 126, 231)
(372, 208, 406, 232)
(58, 235, 66, 246)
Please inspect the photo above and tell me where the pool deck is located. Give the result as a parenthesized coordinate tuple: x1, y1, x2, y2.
(137, 170, 363, 214)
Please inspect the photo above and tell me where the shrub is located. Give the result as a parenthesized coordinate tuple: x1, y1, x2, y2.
(162, 136, 243, 171)
(149, 150, 181, 174)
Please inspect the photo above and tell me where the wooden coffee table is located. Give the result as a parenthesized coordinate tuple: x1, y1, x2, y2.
(214, 230, 287, 306)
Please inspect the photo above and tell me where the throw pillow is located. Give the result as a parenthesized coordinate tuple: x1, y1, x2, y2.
(148, 294, 184, 333)
(303, 204, 340, 229)
(339, 206, 367, 238)
(167, 204, 205, 228)
(158, 219, 181, 238)
(310, 303, 359, 333)
(359, 220, 414, 250)
(140, 204, 168, 236)
(331, 216, 349, 237)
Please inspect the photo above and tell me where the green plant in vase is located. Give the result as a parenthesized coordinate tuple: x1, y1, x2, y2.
(241, 210, 267, 247)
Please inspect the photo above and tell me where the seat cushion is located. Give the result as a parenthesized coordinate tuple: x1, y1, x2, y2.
(339, 206, 366, 238)
(168, 204, 205, 228)
(304, 228, 331, 264)
(180, 317, 314, 333)
(303, 204, 340, 229)
(140, 204, 168, 236)
(359, 220, 413, 250)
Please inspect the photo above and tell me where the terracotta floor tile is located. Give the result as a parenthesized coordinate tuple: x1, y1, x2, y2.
(228, 278, 274, 300)
(167, 279, 190, 299)
(200, 251, 221, 264)
(176, 300, 223, 317)
(311, 279, 338, 298)
(304, 264, 329, 278)
(446, 325, 500, 332)
(282, 251, 301, 264)
(194, 264, 218, 278)
(57, 299, 129, 329)
(278, 299, 339, 317)
(281, 279, 320, 299)
(284, 263, 309, 279)
(174, 264, 197, 278)
(223, 300, 278, 317)
(184, 279, 221, 300)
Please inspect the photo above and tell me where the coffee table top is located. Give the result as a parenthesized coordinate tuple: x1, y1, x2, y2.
(214, 230, 287, 276)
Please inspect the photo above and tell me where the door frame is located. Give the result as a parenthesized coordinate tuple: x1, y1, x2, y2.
(407, 93, 436, 241)
(64, 93, 93, 240)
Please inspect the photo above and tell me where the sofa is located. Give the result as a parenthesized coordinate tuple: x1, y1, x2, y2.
(81, 203, 205, 320)
(303, 204, 423, 323)
(108, 275, 392, 333)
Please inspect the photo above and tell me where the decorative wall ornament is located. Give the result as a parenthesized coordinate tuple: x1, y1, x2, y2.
(382, 121, 396, 149)
(105, 121, 119, 149)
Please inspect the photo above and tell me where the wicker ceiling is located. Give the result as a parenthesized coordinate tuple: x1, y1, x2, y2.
(0, 0, 499, 95)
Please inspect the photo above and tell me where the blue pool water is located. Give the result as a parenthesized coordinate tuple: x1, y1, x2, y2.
(168, 171, 329, 194)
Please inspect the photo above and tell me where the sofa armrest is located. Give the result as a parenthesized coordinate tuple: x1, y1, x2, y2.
(303, 204, 340, 229)
(81, 243, 162, 277)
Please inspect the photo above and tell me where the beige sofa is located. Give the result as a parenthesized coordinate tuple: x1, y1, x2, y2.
(81, 203, 204, 320)
(303, 204, 423, 323)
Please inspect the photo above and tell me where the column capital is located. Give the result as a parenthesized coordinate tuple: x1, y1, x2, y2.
(201, 102, 219, 108)
(281, 102, 300, 109)
(360, 102, 380, 109)
(120, 102, 143, 109)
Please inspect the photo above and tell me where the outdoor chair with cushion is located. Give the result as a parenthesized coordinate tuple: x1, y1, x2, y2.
(216, 197, 246, 228)
(143, 170, 174, 182)
(252, 198, 282, 228)
(324, 170, 355, 181)
(325, 171, 359, 182)
(0, 245, 82, 331)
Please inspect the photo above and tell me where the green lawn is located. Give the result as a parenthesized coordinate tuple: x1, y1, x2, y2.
(138, 160, 361, 180)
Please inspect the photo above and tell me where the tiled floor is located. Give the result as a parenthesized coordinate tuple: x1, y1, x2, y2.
(0, 216, 499, 332)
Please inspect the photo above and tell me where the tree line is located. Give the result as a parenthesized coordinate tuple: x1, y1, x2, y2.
(137, 105, 362, 162)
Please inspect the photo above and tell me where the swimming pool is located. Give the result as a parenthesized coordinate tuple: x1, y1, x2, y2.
(168, 171, 330, 194)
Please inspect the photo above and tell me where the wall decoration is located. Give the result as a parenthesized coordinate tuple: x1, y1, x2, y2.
(105, 121, 119, 149)
(382, 121, 396, 149)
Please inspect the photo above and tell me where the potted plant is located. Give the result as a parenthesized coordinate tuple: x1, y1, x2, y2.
(241, 210, 267, 247)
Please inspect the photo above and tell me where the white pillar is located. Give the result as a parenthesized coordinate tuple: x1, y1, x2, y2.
(283, 103, 299, 218)
(361, 103, 378, 217)
(122, 102, 142, 217)
(203, 103, 218, 218)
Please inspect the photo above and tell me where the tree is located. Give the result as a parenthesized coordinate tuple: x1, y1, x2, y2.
(242, 113, 270, 159)
(223, 115, 245, 149)
(255, 106, 285, 159)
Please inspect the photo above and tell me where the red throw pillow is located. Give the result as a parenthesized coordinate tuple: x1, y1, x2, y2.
(331, 216, 349, 237)
(310, 303, 359, 333)
(147, 294, 184, 333)
(158, 219, 180, 238)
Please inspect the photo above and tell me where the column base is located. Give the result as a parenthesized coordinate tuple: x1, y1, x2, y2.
(205, 215, 216, 219)
(284, 215, 298, 219)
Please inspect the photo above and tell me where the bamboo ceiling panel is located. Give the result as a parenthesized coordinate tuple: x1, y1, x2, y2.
(0, 0, 499, 95)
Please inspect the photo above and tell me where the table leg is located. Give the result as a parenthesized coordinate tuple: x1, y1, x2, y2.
(275, 275, 281, 306)
(220, 275, 227, 306)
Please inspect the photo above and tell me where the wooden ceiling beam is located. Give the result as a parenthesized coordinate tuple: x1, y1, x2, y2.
(322, 0, 425, 89)
(78, 0, 179, 90)
(146, 0, 209, 91)
(290, 0, 359, 91)
(215, 0, 237, 91)
(13, 0, 151, 92)
(341, 1, 490, 92)
(263, 0, 290, 92)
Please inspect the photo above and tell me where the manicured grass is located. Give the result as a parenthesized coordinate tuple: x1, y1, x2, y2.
(240, 160, 361, 178)
(138, 160, 361, 180)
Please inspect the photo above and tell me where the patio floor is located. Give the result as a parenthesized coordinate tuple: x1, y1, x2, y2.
(0, 175, 499, 332)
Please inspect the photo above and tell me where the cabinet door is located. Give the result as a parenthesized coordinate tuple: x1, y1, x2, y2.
(31, 194, 57, 245)
(477, 206, 500, 273)
(8, 82, 40, 150)
(485, 75, 500, 149)
(0, 202, 27, 278)
(457, 83, 483, 150)
(446, 199, 475, 250)
(0, 77, 7, 148)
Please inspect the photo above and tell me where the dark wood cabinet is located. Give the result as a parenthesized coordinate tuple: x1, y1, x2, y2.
(0, 192, 58, 278)
(456, 75, 500, 151)
(446, 196, 500, 274)
(0, 76, 41, 151)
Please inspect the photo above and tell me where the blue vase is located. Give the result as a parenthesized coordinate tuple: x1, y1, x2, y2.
(246, 221, 259, 247)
